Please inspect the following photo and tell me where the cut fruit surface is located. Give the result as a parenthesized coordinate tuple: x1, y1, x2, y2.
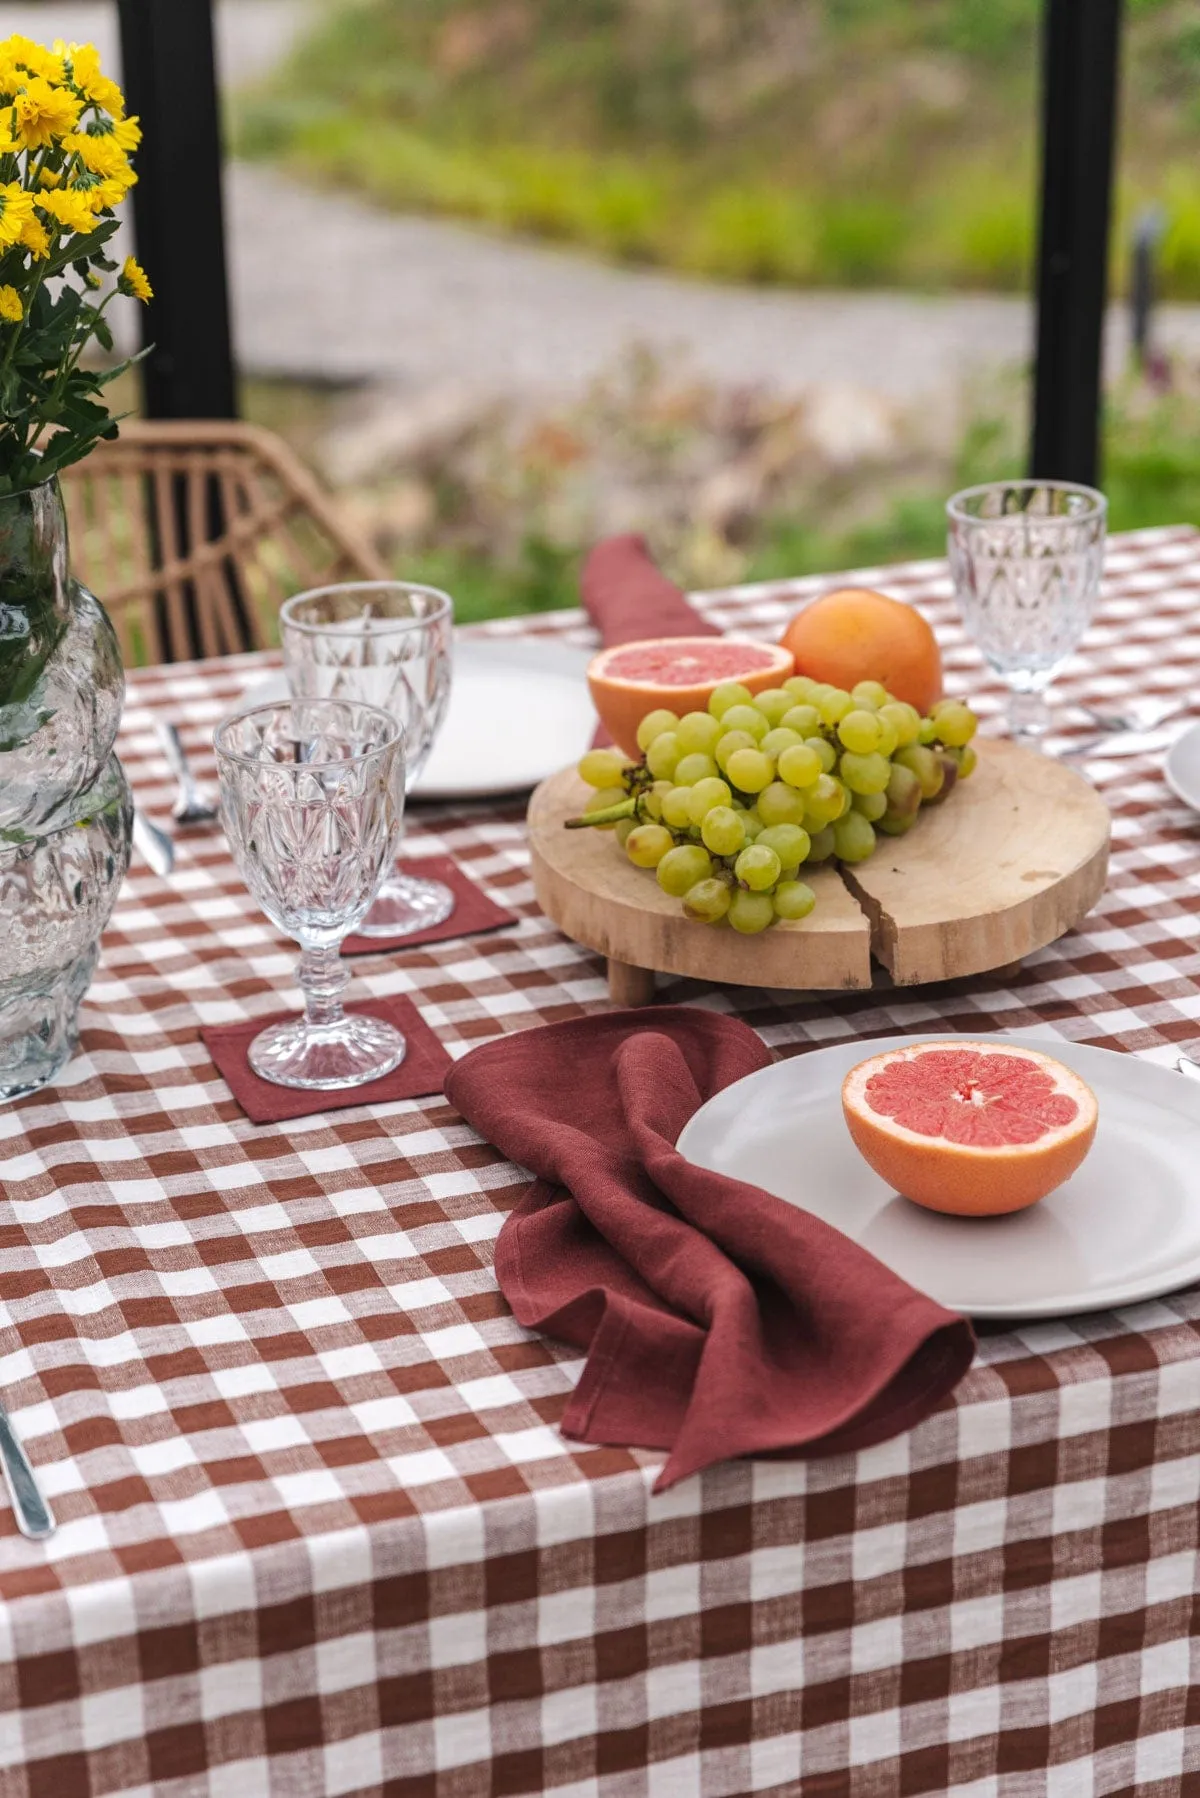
(842, 1040, 1097, 1216)
(588, 636, 793, 756)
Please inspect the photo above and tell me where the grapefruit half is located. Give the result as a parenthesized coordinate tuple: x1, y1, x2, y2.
(588, 636, 794, 757)
(842, 1041, 1097, 1217)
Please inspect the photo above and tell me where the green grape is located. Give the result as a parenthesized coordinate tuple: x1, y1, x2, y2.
(835, 779, 852, 819)
(879, 700, 921, 747)
(917, 716, 939, 745)
(784, 674, 822, 701)
(924, 751, 960, 806)
(579, 748, 629, 788)
(636, 708, 680, 752)
(781, 703, 822, 736)
(806, 824, 836, 862)
(735, 843, 782, 890)
(876, 807, 918, 837)
(625, 824, 674, 868)
(642, 780, 672, 821)
(645, 732, 682, 780)
(756, 781, 807, 827)
(832, 810, 877, 863)
(957, 743, 978, 778)
(818, 687, 854, 726)
(683, 877, 732, 923)
(894, 742, 945, 799)
(851, 789, 888, 822)
(584, 785, 628, 823)
(714, 729, 756, 772)
(757, 823, 810, 870)
(728, 889, 775, 934)
(874, 717, 899, 758)
(773, 880, 816, 921)
(776, 742, 823, 790)
(725, 747, 775, 794)
(760, 726, 803, 759)
(851, 680, 890, 709)
(886, 761, 922, 818)
(686, 776, 733, 823)
(615, 817, 636, 846)
(676, 710, 724, 756)
(661, 786, 694, 830)
(741, 809, 764, 840)
(700, 805, 745, 856)
(837, 709, 883, 754)
(674, 751, 720, 786)
(804, 774, 844, 828)
(719, 703, 769, 741)
(754, 688, 794, 727)
(709, 681, 753, 719)
(657, 844, 713, 896)
(839, 750, 891, 796)
(806, 735, 838, 774)
(932, 700, 978, 748)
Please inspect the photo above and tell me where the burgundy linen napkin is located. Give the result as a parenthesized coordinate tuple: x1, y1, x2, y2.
(342, 856, 517, 955)
(581, 533, 721, 648)
(445, 1007, 974, 1491)
(203, 996, 452, 1124)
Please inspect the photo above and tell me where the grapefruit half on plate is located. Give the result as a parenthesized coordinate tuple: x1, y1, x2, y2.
(842, 1040, 1098, 1216)
(588, 636, 794, 757)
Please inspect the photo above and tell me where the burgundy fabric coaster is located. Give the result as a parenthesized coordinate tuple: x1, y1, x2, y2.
(203, 996, 452, 1124)
(342, 855, 518, 955)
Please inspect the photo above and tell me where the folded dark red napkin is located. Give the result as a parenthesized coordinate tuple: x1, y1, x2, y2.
(445, 1007, 974, 1491)
(341, 856, 517, 955)
(581, 533, 721, 648)
(203, 996, 452, 1124)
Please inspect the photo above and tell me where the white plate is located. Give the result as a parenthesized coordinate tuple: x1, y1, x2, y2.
(245, 635, 595, 800)
(1165, 722, 1200, 812)
(676, 1032, 1200, 1319)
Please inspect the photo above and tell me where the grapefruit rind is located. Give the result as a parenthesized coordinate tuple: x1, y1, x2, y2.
(587, 636, 794, 757)
(841, 1040, 1098, 1217)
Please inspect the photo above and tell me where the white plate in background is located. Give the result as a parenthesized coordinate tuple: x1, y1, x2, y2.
(1165, 722, 1200, 813)
(676, 1032, 1200, 1320)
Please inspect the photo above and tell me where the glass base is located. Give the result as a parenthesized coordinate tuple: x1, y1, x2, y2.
(353, 871, 457, 939)
(249, 1011, 406, 1091)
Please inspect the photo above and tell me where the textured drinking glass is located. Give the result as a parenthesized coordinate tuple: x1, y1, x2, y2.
(281, 583, 454, 937)
(947, 480, 1106, 743)
(214, 699, 407, 1091)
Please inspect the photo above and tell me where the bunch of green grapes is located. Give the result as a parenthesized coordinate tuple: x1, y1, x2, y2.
(572, 675, 978, 935)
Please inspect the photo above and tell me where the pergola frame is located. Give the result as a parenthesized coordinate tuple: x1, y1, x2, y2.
(117, 0, 1124, 487)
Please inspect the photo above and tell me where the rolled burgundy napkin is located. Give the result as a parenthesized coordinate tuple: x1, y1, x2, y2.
(581, 533, 721, 648)
(445, 1007, 975, 1491)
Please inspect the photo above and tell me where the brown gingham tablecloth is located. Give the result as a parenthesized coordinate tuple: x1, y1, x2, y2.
(2, 526, 1200, 1798)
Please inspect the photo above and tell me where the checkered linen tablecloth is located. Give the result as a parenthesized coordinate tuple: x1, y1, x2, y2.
(2, 526, 1200, 1798)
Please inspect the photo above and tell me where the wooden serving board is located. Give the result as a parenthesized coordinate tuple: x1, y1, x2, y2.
(527, 739, 1111, 1004)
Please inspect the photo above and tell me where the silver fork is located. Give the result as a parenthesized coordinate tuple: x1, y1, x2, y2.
(0, 1401, 54, 1539)
(1078, 696, 1189, 736)
(156, 721, 219, 826)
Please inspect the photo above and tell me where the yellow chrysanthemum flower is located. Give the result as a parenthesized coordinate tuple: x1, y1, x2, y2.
(59, 42, 124, 119)
(36, 186, 96, 234)
(0, 121, 18, 157)
(0, 59, 20, 103)
(85, 176, 130, 213)
(118, 254, 152, 304)
(63, 129, 132, 183)
(7, 37, 64, 84)
(36, 166, 60, 189)
(19, 215, 48, 259)
(0, 285, 23, 324)
(13, 75, 81, 150)
(110, 115, 141, 154)
(0, 180, 35, 248)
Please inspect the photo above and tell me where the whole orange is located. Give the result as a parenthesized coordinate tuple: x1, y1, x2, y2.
(780, 587, 943, 715)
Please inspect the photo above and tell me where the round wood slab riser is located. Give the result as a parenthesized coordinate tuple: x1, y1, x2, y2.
(527, 739, 1110, 995)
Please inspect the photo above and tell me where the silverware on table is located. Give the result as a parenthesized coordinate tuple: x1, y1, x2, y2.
(0, 1402, 53, 1540)
(156, 720, 219, 826)
(1078, 697, 1189, 736)
(1177, 1053, 1200, 1083)
(131, 807, 175, 877)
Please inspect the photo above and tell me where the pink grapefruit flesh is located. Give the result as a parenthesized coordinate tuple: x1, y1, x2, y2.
(587, 636, 794, 756)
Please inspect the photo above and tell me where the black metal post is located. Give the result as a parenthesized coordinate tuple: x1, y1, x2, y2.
(115, 0, 237, 420)
(1030, 0, 1123, 488)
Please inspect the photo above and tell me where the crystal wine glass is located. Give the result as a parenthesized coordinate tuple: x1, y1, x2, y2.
(280, 583, 454, 937)
(214, 698, 407, 1090)
(946, 480, 1107, 744)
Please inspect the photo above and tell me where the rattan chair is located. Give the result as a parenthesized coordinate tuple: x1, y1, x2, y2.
(60, 419, 388, 665)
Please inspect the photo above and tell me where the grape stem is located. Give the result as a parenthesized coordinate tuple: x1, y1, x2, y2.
(565, 797, 638, 829)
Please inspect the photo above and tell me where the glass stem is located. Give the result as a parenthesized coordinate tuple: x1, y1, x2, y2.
(298, 944, 349, 1031)
(1007, 688, 1052, 743)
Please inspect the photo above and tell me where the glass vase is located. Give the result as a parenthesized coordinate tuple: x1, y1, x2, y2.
(0, 478, 132, 1099)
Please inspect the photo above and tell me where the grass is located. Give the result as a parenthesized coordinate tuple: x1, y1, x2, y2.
(235, 0, 1200, 295)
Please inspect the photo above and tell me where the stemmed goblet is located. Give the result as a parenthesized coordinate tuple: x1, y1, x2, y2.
(946, 481, 1107, 745)
(281, 582, 454, 936)
(214, 698, 407, 1090)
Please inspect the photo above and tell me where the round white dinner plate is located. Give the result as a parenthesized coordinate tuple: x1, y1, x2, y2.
(245, 635, 595, 800)
(675, 1032, 1200, 1319)
(1165, 722, 1200, 813)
